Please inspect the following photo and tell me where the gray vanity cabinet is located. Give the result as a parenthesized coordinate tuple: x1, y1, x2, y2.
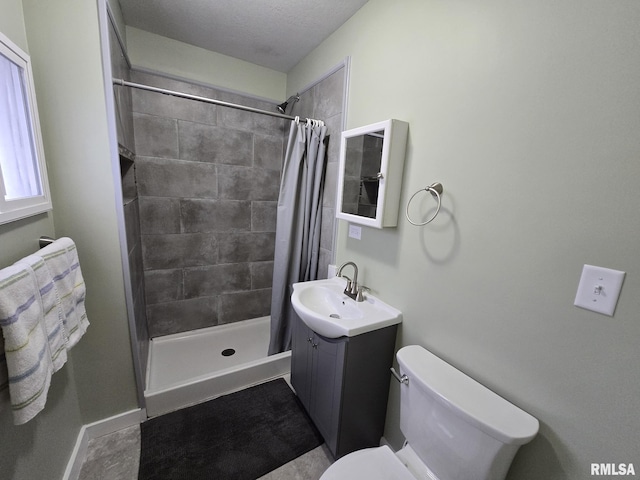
(291, 314, 398, 459)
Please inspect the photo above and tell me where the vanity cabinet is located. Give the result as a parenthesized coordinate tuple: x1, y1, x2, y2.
(291, 314, 398, 459)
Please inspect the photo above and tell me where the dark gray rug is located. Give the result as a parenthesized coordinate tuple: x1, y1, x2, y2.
(138, 378, 323, 480)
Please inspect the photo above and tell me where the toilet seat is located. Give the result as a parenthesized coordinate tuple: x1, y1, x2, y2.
(319, 445, 417, 480)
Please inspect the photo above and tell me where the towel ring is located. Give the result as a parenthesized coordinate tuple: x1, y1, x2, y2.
(406, 182, 443, 226)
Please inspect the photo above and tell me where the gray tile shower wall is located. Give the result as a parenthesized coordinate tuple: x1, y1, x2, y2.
(130, 67, 344, 338)
(131, 71, 286, 337)
(289, 68, 345, 278)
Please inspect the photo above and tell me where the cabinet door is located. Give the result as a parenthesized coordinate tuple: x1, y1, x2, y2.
(309, 335, 346, 454)
(291, 315, 312, 409)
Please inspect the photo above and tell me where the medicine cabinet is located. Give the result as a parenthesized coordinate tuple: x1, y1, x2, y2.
(336, 119, 408, 228)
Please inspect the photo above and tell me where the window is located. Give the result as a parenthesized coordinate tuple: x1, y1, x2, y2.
(0, 31, 51, 225)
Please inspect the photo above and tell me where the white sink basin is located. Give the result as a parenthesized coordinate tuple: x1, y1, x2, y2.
(291, 277, 402, 338)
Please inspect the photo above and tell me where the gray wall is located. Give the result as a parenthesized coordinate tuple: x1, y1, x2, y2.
(131, 71, 286, 337)
(126, 66, 345, 339)
(291, 67, 345, 278)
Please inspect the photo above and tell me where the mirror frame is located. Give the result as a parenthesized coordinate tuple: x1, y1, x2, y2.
(336, 119, 408, 228)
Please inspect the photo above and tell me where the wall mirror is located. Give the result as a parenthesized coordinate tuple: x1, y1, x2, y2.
(336, 119, 408, 228)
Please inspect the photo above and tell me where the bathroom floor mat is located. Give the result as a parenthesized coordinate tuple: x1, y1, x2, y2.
(138, 378, 323, 480)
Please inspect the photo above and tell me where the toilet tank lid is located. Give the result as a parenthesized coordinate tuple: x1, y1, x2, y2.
(397, 345, 539, 446)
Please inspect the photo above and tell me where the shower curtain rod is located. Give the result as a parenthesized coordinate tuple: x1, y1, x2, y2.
(113, 78, 322, 124)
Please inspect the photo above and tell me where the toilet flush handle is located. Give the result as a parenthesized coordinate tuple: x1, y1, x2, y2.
(390, 367, 409, 385)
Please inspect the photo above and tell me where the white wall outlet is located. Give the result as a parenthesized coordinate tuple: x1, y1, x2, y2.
(348, 224, 362, 240)
(574, 265, 625, 316)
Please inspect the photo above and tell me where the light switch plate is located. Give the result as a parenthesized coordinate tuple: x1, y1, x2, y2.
(348, 224, 362, 240)
(574, 264, 625, 316)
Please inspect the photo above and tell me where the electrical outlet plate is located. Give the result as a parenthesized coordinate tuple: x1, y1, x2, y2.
(327, 264, 337, 278)
(574, 265, 625, 316)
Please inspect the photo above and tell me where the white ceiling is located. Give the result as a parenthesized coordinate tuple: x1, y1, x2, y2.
(117, 0, 369, 73)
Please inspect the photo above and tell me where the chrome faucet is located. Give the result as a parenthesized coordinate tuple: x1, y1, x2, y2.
(337, 261, 364, 301)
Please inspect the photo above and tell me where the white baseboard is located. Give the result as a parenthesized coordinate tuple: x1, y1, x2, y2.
(63, 408, 146, 480)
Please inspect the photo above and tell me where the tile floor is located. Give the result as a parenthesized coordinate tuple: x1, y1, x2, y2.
(78, 423, 333, 480)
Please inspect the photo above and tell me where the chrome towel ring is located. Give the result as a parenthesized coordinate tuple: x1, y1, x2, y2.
(406, 182, 444, 226)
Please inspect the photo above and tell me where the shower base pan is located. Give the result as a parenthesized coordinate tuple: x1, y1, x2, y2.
(144, 316, 291, 417)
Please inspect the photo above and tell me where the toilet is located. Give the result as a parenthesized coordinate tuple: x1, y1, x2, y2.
(320, 345, 539, 480)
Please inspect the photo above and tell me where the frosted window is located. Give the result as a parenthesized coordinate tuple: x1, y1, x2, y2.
(0, 52, 42, 199)
(0, 32, 51, 224)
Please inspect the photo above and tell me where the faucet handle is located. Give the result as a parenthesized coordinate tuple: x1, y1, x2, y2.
(339, 274, 352, 292)
(356, 285, 370, 302)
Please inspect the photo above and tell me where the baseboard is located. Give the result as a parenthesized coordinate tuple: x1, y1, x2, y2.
(63, 408, 146, 480)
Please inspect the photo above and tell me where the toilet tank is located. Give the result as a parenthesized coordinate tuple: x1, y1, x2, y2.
(396, 345, 539, 480)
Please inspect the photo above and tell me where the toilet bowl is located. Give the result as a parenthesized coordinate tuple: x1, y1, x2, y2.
(319, 445, 415, 480)
(320, 345, 539, 480)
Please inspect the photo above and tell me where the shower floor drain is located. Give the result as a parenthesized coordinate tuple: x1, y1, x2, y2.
(221, 348, 236, 357)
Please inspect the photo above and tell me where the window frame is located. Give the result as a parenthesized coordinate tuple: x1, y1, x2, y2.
(0, 31, 52, 225)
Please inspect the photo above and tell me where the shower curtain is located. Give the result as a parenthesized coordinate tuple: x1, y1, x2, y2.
(268, 119, 327, 355)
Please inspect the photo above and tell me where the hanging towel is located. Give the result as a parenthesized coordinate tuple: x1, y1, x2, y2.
(15, 254, 68, 372)
(0, 237, 89, 424)
(37, 237, 89, 349)
(0, 263, 53, 425)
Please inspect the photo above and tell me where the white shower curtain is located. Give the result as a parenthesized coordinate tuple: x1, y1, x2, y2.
(268, 119, 327, 355)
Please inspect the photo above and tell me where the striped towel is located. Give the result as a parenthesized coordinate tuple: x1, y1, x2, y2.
(38, 237, 89, 349)
(0, 263, 53, 425)
(15, 254, 68, 372)
(0, 237, 89, 424)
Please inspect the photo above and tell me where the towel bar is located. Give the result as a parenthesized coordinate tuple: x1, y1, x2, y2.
(39, 236, 55, 249)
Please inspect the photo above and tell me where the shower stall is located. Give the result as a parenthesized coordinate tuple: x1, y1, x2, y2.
(105, 9, 345, 416)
